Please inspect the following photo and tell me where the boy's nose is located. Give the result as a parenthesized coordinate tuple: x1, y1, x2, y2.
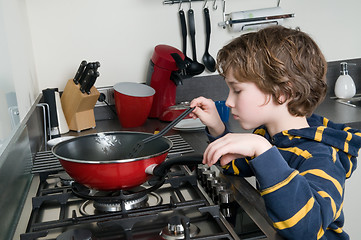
(225, 97, 233, 108)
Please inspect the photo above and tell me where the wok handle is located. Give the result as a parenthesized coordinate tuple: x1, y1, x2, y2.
(152, 153, 203, 177)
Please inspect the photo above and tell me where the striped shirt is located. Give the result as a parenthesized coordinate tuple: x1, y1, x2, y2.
(208, 114, 361, 240)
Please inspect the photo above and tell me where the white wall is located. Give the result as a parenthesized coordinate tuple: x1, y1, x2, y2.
(25, 0, 361, 92)
(1, 0, 38, 121)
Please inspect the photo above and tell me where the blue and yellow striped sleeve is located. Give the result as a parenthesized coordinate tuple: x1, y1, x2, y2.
(222, 157, 254, 177)
(249, 146, 346, 239)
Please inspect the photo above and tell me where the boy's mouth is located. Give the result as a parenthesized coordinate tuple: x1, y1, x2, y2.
(232, 113, 239, 119)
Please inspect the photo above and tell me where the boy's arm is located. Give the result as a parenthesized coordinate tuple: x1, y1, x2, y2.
(250, 147, 346, 239)
(221, 157, 254, 177)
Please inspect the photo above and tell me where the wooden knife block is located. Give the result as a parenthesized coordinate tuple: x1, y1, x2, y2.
(61, 79, 100, 132)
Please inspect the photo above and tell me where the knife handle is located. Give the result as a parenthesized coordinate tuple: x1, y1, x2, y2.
(78, 63, 93, 85)
(73, 60, 87, 84)
(93, 61, 101, 72)
(80, 69, 94, 93)
(86, 71, 99, 94)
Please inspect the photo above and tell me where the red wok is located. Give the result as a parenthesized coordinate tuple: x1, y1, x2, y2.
(52, 131, 202, 191)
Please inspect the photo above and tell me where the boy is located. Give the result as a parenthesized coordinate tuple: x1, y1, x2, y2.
(190, 26, 361, 239)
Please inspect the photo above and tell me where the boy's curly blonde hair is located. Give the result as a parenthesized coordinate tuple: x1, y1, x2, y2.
(216, 26, 327, 117)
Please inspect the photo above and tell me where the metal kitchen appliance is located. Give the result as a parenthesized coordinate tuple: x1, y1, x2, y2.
(19, 135, 267, 240)
(218, 7, 295, 32)
(146, 45, 188, 122)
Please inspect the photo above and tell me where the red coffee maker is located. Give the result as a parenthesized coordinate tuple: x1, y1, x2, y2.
(146, 45, 187, 121)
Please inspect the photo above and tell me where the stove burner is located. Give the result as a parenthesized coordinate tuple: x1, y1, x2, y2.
(94, 193, 148, 212)
(71, 179, 164, 202)
(79, 192, 163, 215)
(160, 215, 200, 240)
(56, 229, 92, 240)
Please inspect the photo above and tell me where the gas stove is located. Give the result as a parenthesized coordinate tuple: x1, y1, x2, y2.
(18, 135, 265, 240)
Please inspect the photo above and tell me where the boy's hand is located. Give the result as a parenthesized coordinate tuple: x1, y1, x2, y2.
(202, 133, 272, 166)
(190, 97, 225, 137)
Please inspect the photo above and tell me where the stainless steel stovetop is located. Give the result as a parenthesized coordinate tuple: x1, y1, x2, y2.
(17, 135, 265, 240)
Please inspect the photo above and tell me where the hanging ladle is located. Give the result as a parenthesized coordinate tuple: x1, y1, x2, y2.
(187, 4, 205, 75)
(202, 3, 216, 72)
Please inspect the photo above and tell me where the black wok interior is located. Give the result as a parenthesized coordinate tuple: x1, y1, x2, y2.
(52, 132, 172, 161)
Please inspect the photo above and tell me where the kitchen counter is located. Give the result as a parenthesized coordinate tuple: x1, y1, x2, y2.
(315, 97, 361, 125)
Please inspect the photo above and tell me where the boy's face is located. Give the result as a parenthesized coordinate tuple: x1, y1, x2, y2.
(224, 70, 278, 130)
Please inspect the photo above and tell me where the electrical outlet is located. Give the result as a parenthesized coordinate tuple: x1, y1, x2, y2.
(95, 86, 115, 107)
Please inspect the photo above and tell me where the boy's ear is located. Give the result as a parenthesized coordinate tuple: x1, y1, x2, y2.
(279, 94, 286, 102)
(277, 93, 288, 105)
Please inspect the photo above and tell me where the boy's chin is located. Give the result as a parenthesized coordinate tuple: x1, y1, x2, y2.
(239, 122, 256, 130)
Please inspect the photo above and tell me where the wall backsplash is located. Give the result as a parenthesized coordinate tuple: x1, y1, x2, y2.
(175, 57, 361, 103)
(176, 74, 228, 103)
(94, 57, 361, 121)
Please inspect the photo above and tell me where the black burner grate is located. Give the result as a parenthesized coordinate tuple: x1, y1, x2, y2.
(20, 165, 240, 240)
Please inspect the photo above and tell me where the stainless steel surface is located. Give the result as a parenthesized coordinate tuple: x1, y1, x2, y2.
(219, 173, 284, 240)
(163, 0, 205, 4)
(228, 13, 295, 25)
(0, 110, 36, 240)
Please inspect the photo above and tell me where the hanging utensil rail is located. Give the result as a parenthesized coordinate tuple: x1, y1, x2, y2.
(164, 0, 206, 4)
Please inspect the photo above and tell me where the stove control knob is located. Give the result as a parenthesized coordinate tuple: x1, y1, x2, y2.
(219, 189, 233, 204)
(197, 164, 209, 180)
(212, 182, 228, 204)
(206, 177, 219, 195)
(201, 170, 215, 186)
(219, 189, 236, 222)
